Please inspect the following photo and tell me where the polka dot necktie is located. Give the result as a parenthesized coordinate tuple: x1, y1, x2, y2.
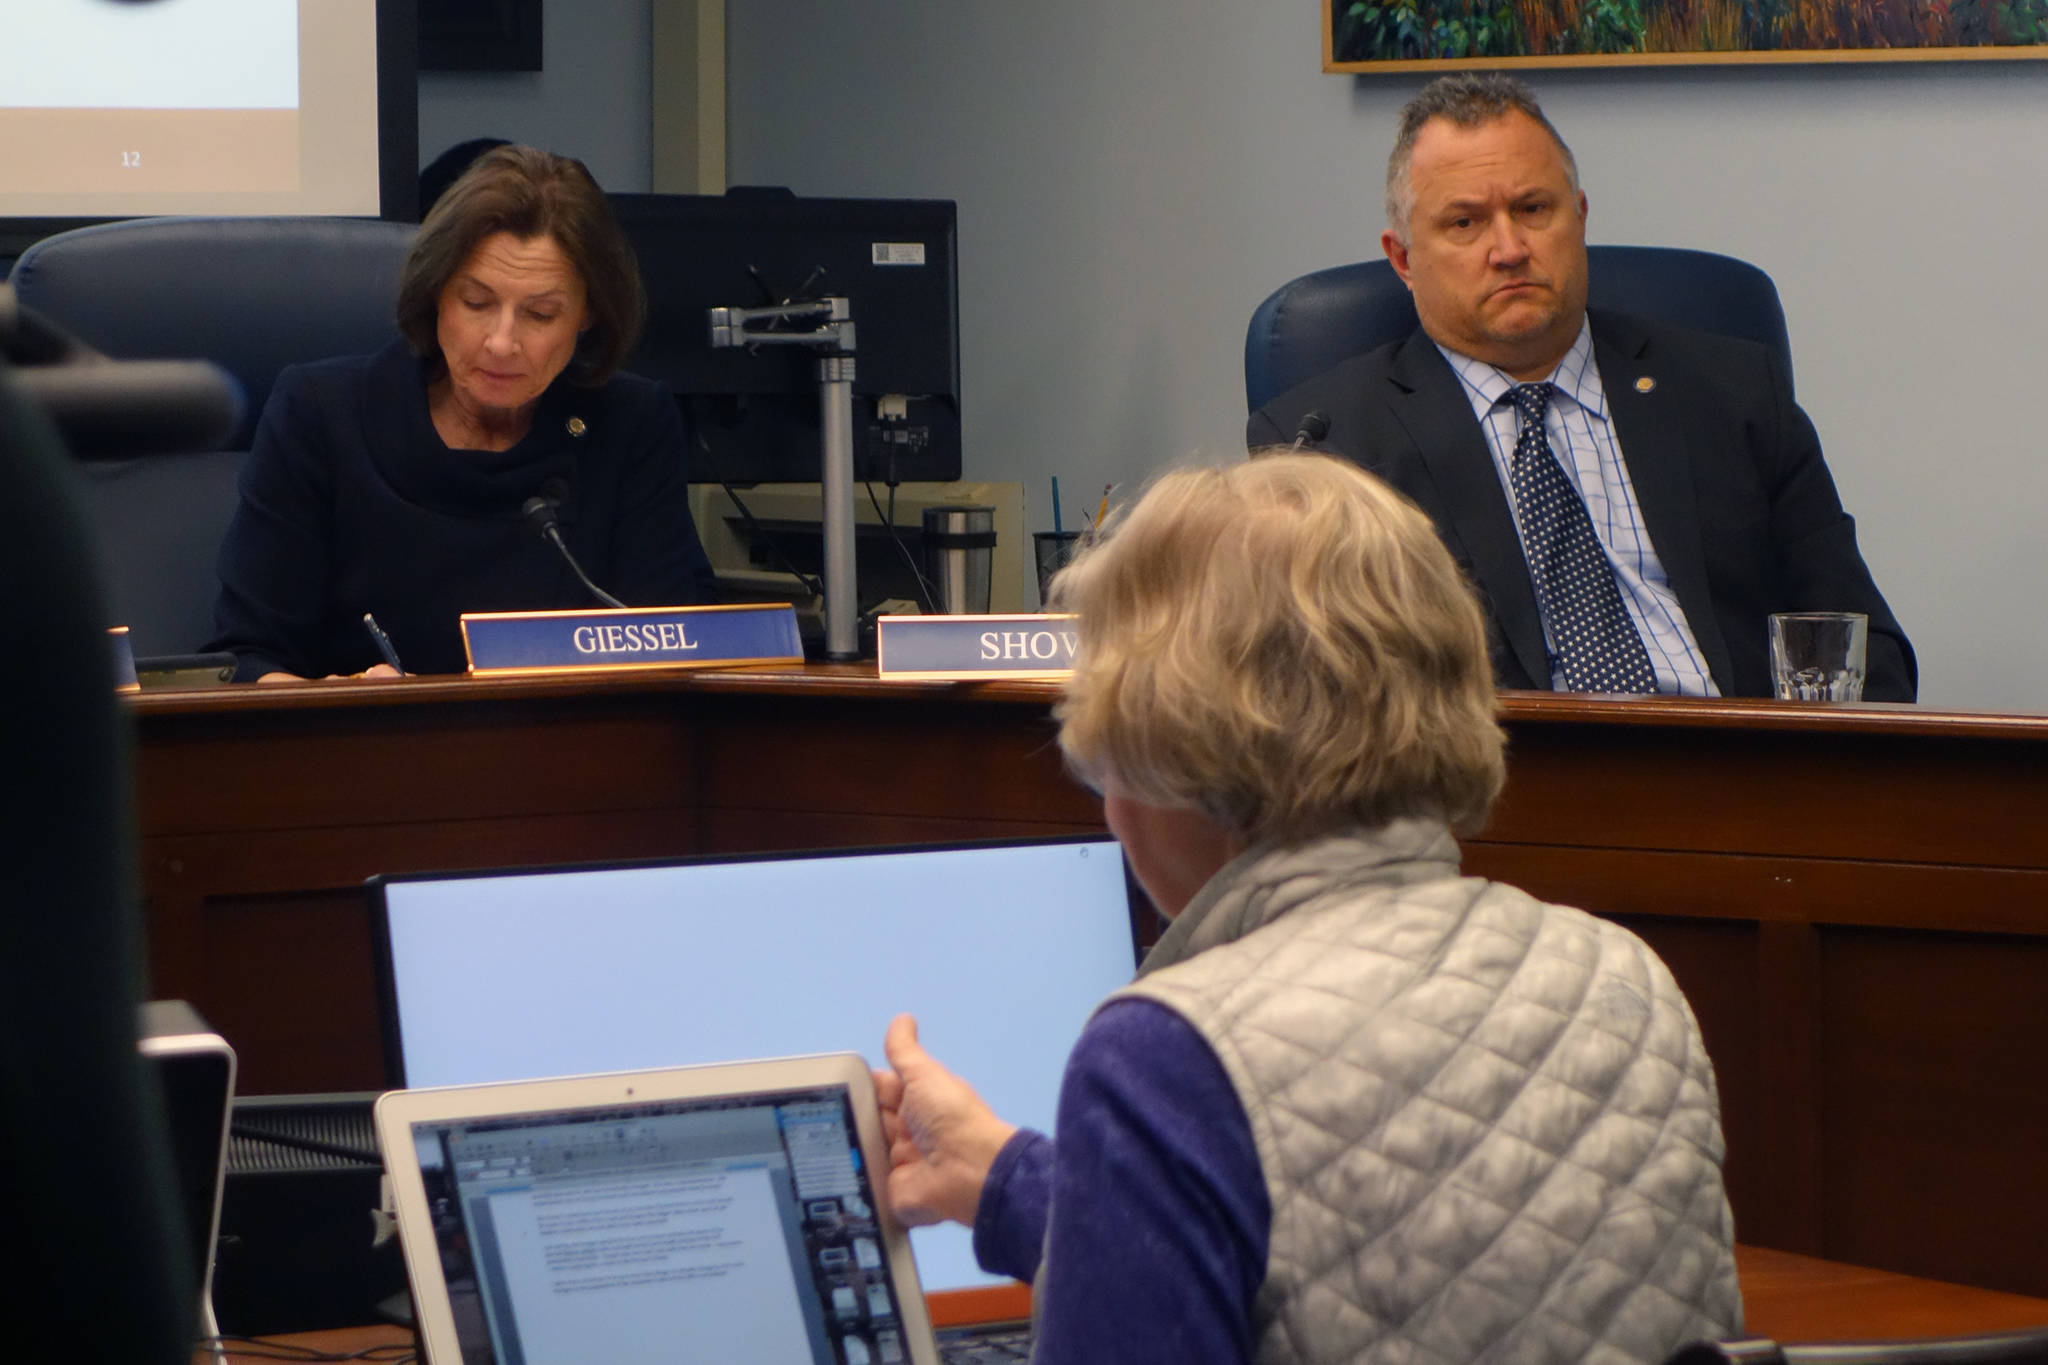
(1505, 383, 1657, 694)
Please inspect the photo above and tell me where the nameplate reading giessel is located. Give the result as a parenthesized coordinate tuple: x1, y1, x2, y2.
(461, 604, 803, 677)
(875, 613, 1078, 681)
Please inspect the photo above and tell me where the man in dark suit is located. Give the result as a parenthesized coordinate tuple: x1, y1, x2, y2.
(1248, 74, 1914, 701)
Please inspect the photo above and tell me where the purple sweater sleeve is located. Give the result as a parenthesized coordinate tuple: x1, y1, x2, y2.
(973, 1127, 1055, 1281)
(971, 997, 1270, 1364)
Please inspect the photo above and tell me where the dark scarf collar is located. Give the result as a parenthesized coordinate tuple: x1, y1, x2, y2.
(363, 340, 598, 522)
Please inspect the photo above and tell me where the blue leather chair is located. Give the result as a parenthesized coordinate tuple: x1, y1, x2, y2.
(8, 217, 415, 656)
(1244, 245, 1794, 414)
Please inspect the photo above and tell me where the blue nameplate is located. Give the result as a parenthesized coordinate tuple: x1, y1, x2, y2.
(875, 613, 1078, 681)
(110, 626, 139, 693)
(461, 604, 803, 677)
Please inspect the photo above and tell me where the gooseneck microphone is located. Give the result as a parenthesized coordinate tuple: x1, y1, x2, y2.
(1290, 410, 1331, 452)
(522, 479, 627, 610)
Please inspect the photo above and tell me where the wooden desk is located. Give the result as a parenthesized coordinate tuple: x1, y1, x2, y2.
(202, 1246, 2048, 1359)
(131, 671, 2048, 1296)
(1736, 1246, 2048, 1341)
(203, 1327, 411, 1362)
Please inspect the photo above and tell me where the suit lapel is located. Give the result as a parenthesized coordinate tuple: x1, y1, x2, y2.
(1384, 331, 1551, 689)
(1591, 311, 1735, 692)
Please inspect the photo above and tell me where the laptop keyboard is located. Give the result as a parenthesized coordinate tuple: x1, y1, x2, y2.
(936, 1323, 1034, 1363)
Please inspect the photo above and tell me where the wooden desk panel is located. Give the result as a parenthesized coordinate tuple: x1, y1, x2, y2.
(131, 673, 2048, 1297)
(1459, 696, 2048, 1296)
(199, 1246, 2048, 1359)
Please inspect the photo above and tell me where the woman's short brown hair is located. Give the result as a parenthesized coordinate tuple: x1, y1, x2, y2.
(394, 144, 644, 386)
(1052, 452, 1506, 844)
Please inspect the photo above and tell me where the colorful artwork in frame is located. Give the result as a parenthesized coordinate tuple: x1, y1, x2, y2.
(1325, 0, 2048, 67)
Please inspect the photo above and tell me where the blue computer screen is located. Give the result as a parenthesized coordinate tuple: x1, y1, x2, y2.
(374, 837, 1140, 1293)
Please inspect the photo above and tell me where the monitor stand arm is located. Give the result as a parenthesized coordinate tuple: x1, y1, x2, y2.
(708, 297, 860, 660)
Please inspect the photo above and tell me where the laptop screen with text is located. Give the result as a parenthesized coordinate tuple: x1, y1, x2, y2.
(371, 836, 1141, 1296)
(405, 1083, 912, 1365)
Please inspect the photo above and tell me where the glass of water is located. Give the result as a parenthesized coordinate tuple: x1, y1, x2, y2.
(1769, 612, 1869, 702)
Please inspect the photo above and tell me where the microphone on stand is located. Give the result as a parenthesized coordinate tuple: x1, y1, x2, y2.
(1290, 411, 1331, 452)
(522, 479, 627, 610)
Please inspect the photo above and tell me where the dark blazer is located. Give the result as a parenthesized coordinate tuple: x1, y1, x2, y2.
(209, 341, 716, 678)
(1248, 309, 1916, 701)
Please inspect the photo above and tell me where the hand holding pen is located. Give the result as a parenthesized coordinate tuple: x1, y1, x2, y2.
(362, 613, 406, 677)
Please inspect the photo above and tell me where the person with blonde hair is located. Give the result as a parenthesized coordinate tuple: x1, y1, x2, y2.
(876, 452, 1740, 1364)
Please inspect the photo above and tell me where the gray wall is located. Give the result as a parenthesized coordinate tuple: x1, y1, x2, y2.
(726, 3, 2048, 712)
(418, 0, 654, 192)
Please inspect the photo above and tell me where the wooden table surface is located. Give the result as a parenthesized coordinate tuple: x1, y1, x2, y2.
(1735, 1245, 2048, 1341)
(197, 1245, 2048, 1361)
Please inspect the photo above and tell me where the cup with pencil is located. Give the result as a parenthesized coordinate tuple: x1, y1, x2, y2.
(1034, 477, 1111, 609)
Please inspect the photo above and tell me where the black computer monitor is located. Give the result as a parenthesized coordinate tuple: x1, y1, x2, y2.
(608, 191, 962, 487)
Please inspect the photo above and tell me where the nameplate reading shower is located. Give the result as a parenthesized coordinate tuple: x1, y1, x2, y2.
(875, 614, 1078, 681)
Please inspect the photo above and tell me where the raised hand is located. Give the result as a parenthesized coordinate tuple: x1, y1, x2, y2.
(872, 1014, 1018, 1228)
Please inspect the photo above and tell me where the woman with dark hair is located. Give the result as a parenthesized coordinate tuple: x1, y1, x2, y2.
(209, 144, 713, 680)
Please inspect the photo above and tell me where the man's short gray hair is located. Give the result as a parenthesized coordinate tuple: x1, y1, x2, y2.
(1384, 73, 1579, 241)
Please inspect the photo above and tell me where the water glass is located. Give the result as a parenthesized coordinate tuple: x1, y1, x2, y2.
(1769, 612, 1868, 702)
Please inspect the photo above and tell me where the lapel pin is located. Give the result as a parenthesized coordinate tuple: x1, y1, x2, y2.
(566, 416, 587, 437)
(1634, 376, 1656, 394)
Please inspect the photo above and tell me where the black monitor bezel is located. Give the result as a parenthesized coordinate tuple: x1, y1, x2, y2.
(607, 191, 963, 486)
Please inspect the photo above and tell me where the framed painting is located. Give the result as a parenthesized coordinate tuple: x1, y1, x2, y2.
(1325, 0, 2048, 67)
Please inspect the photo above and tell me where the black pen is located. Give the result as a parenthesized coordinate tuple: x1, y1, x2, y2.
(362, 612, 406, 676)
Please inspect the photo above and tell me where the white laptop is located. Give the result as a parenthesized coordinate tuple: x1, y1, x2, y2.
(377, 1053, 940, 1365)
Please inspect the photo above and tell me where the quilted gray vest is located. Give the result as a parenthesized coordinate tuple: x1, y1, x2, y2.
(1113, 819, 1742, 1365)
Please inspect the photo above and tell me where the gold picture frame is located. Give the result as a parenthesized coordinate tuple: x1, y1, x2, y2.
(1324, 0, 2048, 68)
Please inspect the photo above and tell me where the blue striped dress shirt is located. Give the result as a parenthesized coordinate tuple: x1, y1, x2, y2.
(1439, 324, 1718, 697)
